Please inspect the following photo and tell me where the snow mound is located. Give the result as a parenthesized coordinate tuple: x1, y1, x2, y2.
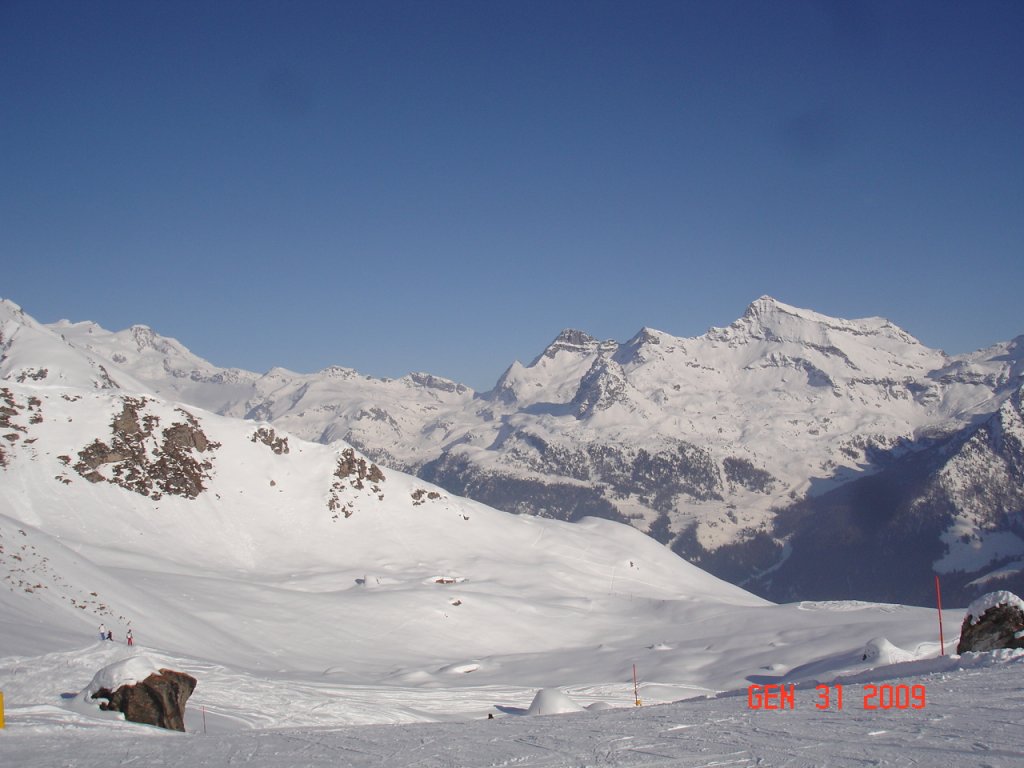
(82, 654, 163, 698)
(526, 688, 584, 716)
(861, 637, 914, 665)
(966, 590, 1024, 624)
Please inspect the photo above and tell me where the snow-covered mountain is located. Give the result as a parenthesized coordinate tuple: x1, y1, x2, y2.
(4, 296, 1022, 604)
(0, 370, 769, 675)
(0, 295, 944, 691)
(3, 295, 1024, 765)
(750, 383, 1024, 606)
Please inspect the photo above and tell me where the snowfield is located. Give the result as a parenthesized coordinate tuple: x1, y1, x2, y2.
(1, 299, 1023, 765)
(2, 643, 1024, 767)
(32, 297, 1024, 566)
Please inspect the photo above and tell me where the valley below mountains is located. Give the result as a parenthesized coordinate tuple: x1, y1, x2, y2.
(3, 296, 1021, 606)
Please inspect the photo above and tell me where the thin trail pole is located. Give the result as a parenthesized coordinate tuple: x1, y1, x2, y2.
(633, 664, 641, 706)
(935, 574, 945, 656)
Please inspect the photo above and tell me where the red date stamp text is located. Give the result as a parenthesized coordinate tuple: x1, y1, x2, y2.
(747, 683, 927, 710)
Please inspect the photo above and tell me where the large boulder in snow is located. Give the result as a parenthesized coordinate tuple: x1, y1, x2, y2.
(957, 590, 1024, 654)
(526, 688, 584, 716)
(83, 655, 197, 731)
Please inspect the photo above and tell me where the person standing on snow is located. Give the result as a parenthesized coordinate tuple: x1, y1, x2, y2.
(127, 629, 134, 646)
(99, 623, 107, 641)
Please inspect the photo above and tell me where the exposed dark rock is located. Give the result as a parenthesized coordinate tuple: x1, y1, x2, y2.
(542, 329, 602, 359)
(421, 452, 627, 525)
(723, 456, 776, 494)
(479, 430, 722, 509)
(0, 388, 34, 467)
(72, 398, 219, 499)
(573, 357, 630, 418)
(333, 447, 386, 485)
(251, 426, 290, 454)
(15, 367, 48, 382)
(411, 488, 442, 506)
(328, 448, 386, 517)
(355, 407, 399, 428)
(92, 668, 197, 731)
(409, 372, 468, 394)
(957, 594, 1024, 654)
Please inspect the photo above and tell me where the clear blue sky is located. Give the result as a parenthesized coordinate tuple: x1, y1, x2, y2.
(2, 0, 1021, 390)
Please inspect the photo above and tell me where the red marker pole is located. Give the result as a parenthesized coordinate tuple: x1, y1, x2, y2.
(935, 574, 945, 656)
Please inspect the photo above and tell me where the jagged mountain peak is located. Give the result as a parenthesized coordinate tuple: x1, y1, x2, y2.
(537, 328, 614, 361)
(554, 328, 596, 345)
(737, 295, 898, 337)
(614, 327, 672, 366)
(626, 327, 667, 346)
(572, 355, 635, 419)
(744, 295, 801, 318)
(704, 296, 932, 368)
(2, 296, 1021, 606)
(406, 371, 471, 395)
(483, 329, 619, 407)
(1, 299, 146, 391)
(126, 324, 161, 349)
(315, 365, 361, 380)
(0, 297, 29, 319)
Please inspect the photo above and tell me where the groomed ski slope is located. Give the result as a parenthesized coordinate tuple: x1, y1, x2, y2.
(1, 643, 1023, 767)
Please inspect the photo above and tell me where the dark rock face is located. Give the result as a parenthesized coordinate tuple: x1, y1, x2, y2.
(73, 397, 220, 499)
(957, 599, 1024, 654)
(93, 668, 197, 731)
(327, 447, 387, 519)
(420, 451, 627, 525)
(251, 426, 290, 454)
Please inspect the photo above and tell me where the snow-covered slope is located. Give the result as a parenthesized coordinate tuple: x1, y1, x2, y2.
(735, 380, 1024, 606)
(5, 646, 1024, 767)
(47, 302, 476, 470)
(5, 296, 1022, 604)
(2, 297, 1021, 766)
(1, 376, 780, 677)
(0, 310, 938, 682)
(0, 301, 149, 392)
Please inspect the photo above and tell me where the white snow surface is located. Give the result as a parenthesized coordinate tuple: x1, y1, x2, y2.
(2, 297, 1024, 765)
(526, 687, 585, 715)
(3, 644, 1024, 767)
(966, 590, 1024, 623)
(15, 295, 1022, 557)
(82, 654, 165, 694)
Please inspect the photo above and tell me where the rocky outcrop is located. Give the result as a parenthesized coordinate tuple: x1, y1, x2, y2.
(92, 668, 197, 731)
(572, 357, 631, 418)
(327, 447, 386, 519)
(251, 426, 289, 454)
(956, 591, 1024, 654)
(73, 397, 220, 499)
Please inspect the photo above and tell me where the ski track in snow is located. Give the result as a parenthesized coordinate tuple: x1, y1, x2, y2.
(2, 649, 1024, 766)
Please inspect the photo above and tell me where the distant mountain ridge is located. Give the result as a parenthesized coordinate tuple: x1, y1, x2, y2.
(3, 296, 1022, 605)
(0, 341, 768, 678)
